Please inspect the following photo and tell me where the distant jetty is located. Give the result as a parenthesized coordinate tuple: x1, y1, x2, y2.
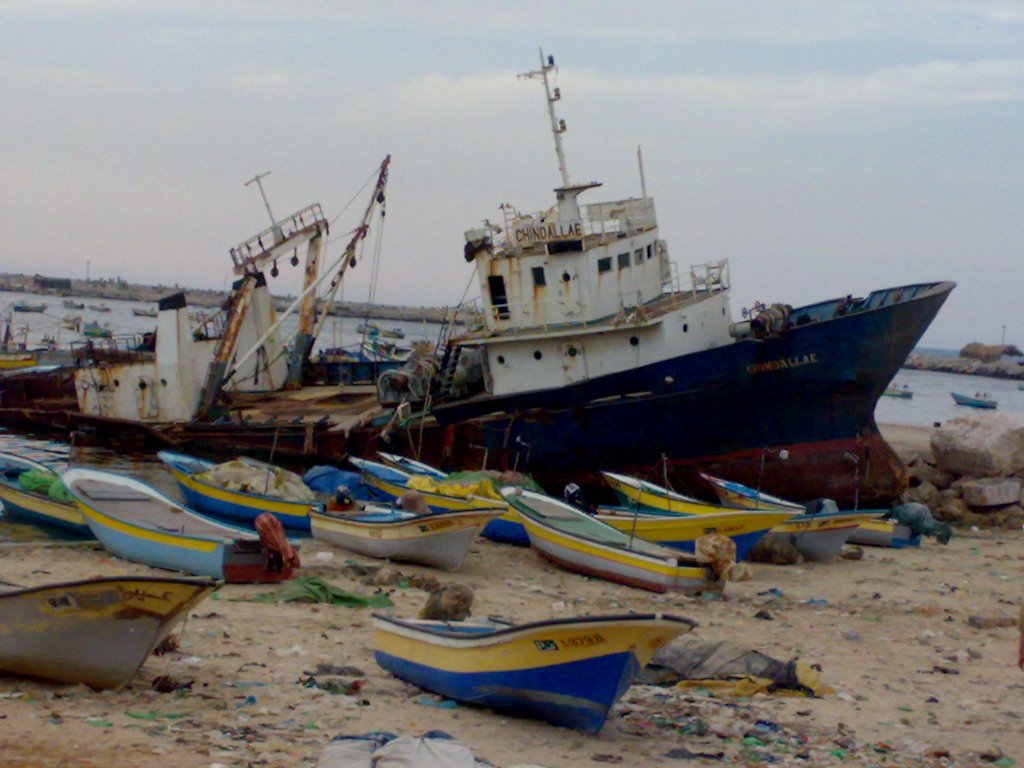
(0, 272, 466, 325)
(905, 342, 1024, 381)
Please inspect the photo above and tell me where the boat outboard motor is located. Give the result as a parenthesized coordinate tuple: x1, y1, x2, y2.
(803, 498, 839, 516)
(564, 483, 597, 516)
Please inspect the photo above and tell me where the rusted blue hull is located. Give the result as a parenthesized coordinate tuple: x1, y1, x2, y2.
(423, 281, 954, 508)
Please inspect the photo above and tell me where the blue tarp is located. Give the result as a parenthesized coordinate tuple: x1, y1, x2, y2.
(303, 466, 382, 501)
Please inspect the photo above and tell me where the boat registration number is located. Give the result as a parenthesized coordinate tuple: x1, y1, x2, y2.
(535, 633, 606, 651)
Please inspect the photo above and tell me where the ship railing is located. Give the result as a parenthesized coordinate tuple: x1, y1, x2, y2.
(229, 203, 327, 272)
(687, 259, 730, 297)
(71, 334, 155, 366)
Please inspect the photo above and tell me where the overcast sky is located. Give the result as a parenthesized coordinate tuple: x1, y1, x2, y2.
(2, 1, 1022, 349)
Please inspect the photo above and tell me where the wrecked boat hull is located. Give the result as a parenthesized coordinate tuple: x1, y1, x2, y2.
(426, 281, 954, 508)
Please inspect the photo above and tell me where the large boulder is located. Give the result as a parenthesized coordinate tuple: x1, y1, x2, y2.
(931, 413, 1024, 478)
(961, 478, 1022, 508)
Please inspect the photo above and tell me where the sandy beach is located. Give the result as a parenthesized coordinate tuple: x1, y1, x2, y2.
(2, 424, 1022, 767)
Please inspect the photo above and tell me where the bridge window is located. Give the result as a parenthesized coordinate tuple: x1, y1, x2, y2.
(598, 257, 612, 273)
(618, 253, 630, 270)
(646, 244, 653, 260)
(634, 248, 643, 265)
(488, 275, 510, 319)
(531, 267, 546, 287)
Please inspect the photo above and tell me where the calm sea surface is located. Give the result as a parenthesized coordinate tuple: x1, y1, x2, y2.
(3, 290, 1021, 537)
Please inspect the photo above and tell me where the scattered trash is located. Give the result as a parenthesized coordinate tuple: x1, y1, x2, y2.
(414, 695, 458, 709)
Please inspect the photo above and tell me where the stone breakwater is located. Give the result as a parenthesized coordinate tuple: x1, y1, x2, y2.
(903, 411, 1024, 530)
(0, 273, 463, 324)
(904, 352, 1024, 381)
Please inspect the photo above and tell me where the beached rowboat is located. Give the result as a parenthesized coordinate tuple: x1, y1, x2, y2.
(595, 506, 797, 561)
(351, 456, 528, 546)
(700, 472, 918, 549)
(159, 451, 323, 532)
(501, 488, 722, 594)
(373, 612, 696, 732)
(0, 575, 218, 689)
(63, 468, 299, 582)
(0, 451, 91, 536)
(310, 505, 504, 571)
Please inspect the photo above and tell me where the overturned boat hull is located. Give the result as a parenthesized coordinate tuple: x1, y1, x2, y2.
(0, 575, 218, 689)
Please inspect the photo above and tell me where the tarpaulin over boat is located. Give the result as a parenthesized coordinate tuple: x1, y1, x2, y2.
(303, 466, 379, 501)
(406, 470, 542, 501)
(196, 460, 318, 501)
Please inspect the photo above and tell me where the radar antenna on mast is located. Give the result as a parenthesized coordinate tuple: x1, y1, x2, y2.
(518, 48, 571, 188)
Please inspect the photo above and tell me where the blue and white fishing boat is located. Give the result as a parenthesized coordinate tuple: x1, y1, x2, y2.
(951, 391, 997, 409)
(158, 451, 323, 531)
(373, 612, 696, 732)
(62, 468, 299, 583)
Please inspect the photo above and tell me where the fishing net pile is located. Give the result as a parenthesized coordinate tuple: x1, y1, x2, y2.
(195, 459, 318, 501)
(405, 470, 542, 502)
(18, 468, 74, 503)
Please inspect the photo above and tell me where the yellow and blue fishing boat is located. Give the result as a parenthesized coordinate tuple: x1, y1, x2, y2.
(310, 505, 504, 571)
(609, 470, 885, 561)
(602, 471, 728, 515)
(63, 468, 299, 583)
(699, 472, 919, 549)
(158, 451, 322, 531)
(501, 488, 722, 594)
(0, 575, 218, 690)
(373, 611, 696, 733)
(0, 451, 91, 536)
(595, 506, 797, 561)
(350, 455, 529, 546)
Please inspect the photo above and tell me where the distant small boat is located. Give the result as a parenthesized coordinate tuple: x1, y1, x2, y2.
(882, 384, 913, 399)
(0, 351, 38, 370)
(0, 575, 219, 689)
(63, 467, 300, 583)
(81, 320, 112, 338)
(132, 307, 158, 318)
(12, 302, 46, 313)
(372, 612, 696, 732)
(0, 451, 90, 536)
(310, 505, 504, 571)
(61, 315, 82, 332)
(951, 391, 997, 409)
(88, 303, 111, 312)
(501, 487, 723, 594)
(62, 299, 85, 310)
(1018, 381, 1024, 391)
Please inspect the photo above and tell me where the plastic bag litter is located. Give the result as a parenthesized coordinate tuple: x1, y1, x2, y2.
(196, 459, 318, 501)
(317, 730, 489, 768)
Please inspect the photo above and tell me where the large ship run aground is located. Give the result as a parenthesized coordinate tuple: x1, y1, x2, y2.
(362, 50, 955, 508)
